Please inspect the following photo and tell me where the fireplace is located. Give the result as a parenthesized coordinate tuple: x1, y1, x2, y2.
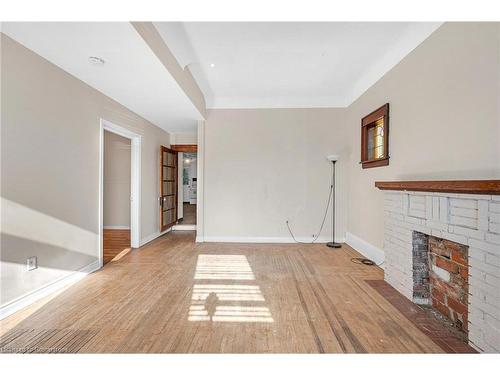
(413, 232, 469, 336)
(376, 180, 500, 353)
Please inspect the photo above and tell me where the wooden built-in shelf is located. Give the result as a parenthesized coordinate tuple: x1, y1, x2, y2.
(375, 180, 500, 195)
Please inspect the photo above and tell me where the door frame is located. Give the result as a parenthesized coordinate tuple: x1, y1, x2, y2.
(171, 144, 197, 153)
(177, 151, 184, 220)
(170, 144, 198, 231)
(99, 119, 142, 267)
(196, 120, 205, 242)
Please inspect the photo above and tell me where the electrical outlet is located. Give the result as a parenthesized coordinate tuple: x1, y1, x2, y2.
(27, 256, 37, 271)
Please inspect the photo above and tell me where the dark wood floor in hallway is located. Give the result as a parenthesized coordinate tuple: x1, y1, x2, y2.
(1, 232, 449, 353)
(181, 203, 196, 225)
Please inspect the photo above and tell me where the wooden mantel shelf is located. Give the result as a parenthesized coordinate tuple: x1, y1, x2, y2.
(375, 180, 500, 195)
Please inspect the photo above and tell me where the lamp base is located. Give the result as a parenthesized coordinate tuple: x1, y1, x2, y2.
(326, 242, 342, 248)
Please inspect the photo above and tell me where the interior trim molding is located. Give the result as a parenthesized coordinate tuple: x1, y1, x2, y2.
(100, 118, 142, 260)
(0, 260, 100, 320)
(171, 144, 197, 152)
(103, 225, 131, 230)
(346, 232, 385, 266)
(139, 228, 171, 247)
(196, 120, 205, 242)
(172, 224, 196, 231)
(203, 236, 345, 244)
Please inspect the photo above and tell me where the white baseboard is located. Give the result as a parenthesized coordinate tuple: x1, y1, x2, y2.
(202, 236, 345, 244)
(103, 225, 130, 230)
(0, 260, 100, 320)
(346, 232, 385, 266)
(139, 228, 171, 247)
(172, 224, 196, 231)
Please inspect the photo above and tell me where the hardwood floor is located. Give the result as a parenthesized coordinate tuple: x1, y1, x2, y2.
(0, 232, 448, 353)
(103, 229, 131, 265)
(181, 203, 196, 225)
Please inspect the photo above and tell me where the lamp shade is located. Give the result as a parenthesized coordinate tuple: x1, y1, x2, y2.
(326, 154, 340, 162)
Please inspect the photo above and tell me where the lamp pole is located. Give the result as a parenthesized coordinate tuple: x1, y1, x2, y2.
(327, 159, 341, 248)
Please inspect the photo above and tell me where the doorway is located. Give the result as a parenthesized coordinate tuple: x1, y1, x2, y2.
(171, 144, 197, 231)
(182, 152, 197, 225)
(102, 130, 131, 265)
(99, 119, 141, 268)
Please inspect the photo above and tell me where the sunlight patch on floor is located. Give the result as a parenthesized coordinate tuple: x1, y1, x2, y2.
(188, 254, 274, 323)
(110, 247, 131, 262)
(193, 254, 255, 280)
(192, 284, 265, 301)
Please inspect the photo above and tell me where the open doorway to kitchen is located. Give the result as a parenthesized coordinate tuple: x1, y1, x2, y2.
(171, 144, 197, 231)
(182, 152, 197, 224)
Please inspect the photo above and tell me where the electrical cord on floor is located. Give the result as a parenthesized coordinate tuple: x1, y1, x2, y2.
(350, 257, 385, 267)
(351, 257, 375, 266)
(285, 174, 385, 266)
(286, 186, 385, 267)
(286, 183, 333, 244)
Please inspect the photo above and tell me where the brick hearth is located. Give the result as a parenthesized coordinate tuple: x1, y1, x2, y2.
(382, 191, 500, 352)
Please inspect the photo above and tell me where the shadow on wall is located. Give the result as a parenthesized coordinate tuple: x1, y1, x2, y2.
(0, 197, 99, 306)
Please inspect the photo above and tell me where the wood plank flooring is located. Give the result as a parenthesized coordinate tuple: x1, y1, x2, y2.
(181, 203, 196, 225)
(0, 232, 448, 353)
(103, 229, 131, 265)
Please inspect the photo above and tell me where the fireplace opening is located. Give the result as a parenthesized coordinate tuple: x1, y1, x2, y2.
(412, 232, 469, 340)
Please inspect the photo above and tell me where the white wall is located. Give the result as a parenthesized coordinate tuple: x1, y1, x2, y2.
(103, 131, 131, 228)
(171, 132, 197, 145)
(200, 22, 500, 252)
(203, 108, 347, 242)
(0, 34, 171, 306)
(345, 22, 500, 252)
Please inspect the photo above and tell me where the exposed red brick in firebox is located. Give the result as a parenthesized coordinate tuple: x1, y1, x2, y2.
(429, 237, 469, 334)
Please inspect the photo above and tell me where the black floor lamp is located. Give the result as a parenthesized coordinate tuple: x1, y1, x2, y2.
(326, 155, 341, 248)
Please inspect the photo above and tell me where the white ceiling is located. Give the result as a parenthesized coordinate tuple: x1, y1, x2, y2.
(2, 22, 443, 123)
(2, 22, 203, 133)
(155, 22, 442, 108)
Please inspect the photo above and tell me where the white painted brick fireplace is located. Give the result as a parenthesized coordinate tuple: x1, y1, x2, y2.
(382, 190, 500, 353)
